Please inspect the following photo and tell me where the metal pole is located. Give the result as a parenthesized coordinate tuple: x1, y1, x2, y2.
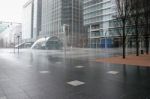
(71, 0, 73, 49)
(82, 39, 84, 48)
(95, 39, 97, 53)
(96, 39, 98, 49)
(67, 25, 69, 49)
(63, 24, 69, 56)
(105, 31, 107, 49)
(45, 36, 46, 50)
(14, 35, 15, 53)
(18, 36, 19, 53)
(90, 25, 91, 48)
(64, 26, 66, 56)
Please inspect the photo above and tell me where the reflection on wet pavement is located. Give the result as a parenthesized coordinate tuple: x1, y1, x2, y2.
(0, 48, 149, 99)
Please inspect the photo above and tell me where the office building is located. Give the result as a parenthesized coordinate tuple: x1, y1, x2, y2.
(33, 0, 42, 40)
(40, 0, 84, 47)
(22, 0, 34, 42)
(83, 0, 118, 48)
(0, 22, 22, 48)
(22, 0, 42, 48)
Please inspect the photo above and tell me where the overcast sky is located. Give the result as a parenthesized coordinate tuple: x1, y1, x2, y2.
(0, 0, 28, 23)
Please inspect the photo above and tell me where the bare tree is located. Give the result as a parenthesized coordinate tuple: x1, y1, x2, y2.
(115, 0, 131, 58)
(130, 0, 141, 56)
(143, 0, 150, 54)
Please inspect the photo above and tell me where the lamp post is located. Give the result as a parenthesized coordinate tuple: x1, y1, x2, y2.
(90, 25, 92, 48)
(45, 36, 47, 50)
(104, 29, 108, 49)
(16, 32, 21, 54)
(63, 24, 69, 56)
(14, 34, 16, 53)
(17, 35, 20, 53)
(96, 39, 98, 50)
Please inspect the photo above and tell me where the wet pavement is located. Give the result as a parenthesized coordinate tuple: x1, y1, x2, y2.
(0, 48, 150, 99)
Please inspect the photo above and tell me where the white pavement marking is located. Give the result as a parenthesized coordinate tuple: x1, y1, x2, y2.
(75, 66, 85, 68)
(0, 96, 7, 99)
(107, 71, 119, 75)
(39, 71, 50, 74)
(0, 78, 10, 82)
(27, 65, 32, 67)
(55, 62, 62, 64)
(67, 80, 85, 86)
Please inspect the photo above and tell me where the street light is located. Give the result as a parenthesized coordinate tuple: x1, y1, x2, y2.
(16, 32, 21, 54)
(45, 36, 47, 50)
(104, 29, 108, 49)
(17, 35, 20, 53)
(96, 38, 98, 49)
(90, 25, 92, 48)
(63, 24, 69, 56)
(14, 34, 16, 53)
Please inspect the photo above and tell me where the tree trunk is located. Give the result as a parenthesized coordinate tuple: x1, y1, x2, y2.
(145, 37, 149, 54)
(135, 19, 139, 56)
(123, 19, 126, 59)
(145, 16, 149, 54)
(143, 0, 149, 54)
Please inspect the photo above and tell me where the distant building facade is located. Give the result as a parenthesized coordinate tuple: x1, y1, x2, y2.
(0, 22, 22, 48)
(33, 0, 42, 40)
(40, 0, 84, 47)
(22, 0, 42, 46)
(83, 0, 118, 48)
(0, 21, 10, 33)
(22, 0, 34, 42)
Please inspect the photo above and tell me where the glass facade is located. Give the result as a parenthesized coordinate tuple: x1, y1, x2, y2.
(0, 22, 10, 33)
(83, 0, 117, 48)
(31, 37, 63, 50)
(41, 0, 62, 37)
(22, 0, 34, 41)
(41, 0, 58, 37)
(0, 23, 22, 48)
(40, 0, 84, 47)
(84, 0, 116, 29)
(33, 0, 42, 40)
